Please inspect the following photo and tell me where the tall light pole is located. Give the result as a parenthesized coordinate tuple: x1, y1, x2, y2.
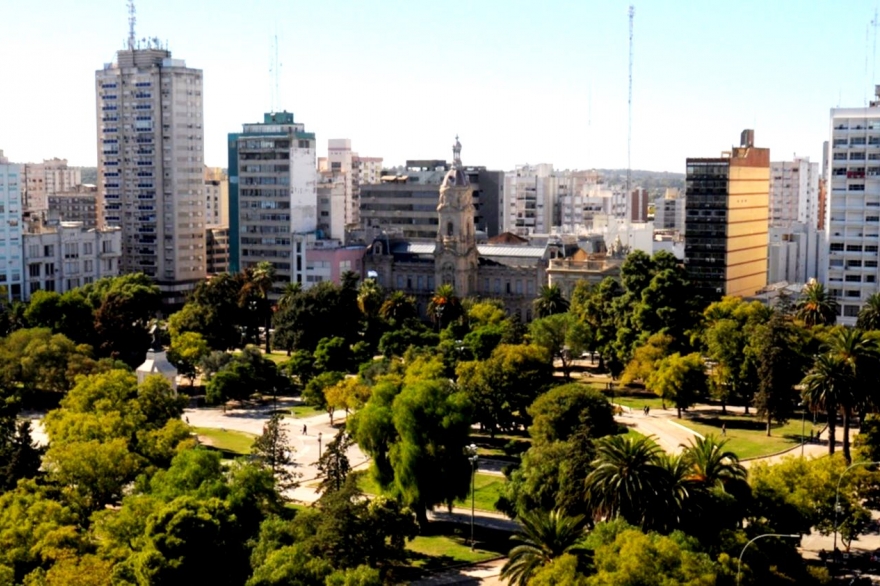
(465, 443, 479, 550)
(833, 460, 880, 551)
(318, 432, 323, 459)
(736, 534, 800, 584)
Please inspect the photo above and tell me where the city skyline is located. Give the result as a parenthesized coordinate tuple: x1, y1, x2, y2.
(1, 0, 879, 171)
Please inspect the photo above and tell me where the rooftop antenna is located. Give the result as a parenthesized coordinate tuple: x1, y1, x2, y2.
(127, 0, 136, 50)
(873, 7, 878, 93)
(269, 28, 281, 113)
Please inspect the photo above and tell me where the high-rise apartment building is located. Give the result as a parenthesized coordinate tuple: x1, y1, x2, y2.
(0, 151, 23, 301)
(22, 159, 82, 212)
(684, 130, 770, 298)
(48, 184, 99, 230)
(228, 111, 317, 291)
(629, 187, 649, 223)
(95, 38, 206, 304)
(769, 157, 819, 228)
(655, 188, 685, 233)
(823, 90, 880, 324)
(204, 167, 229, 228)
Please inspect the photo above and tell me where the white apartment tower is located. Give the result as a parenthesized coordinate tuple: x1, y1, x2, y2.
(95, 36, 206, 304)
(770, 157, 819, 228)
(0, 151, 23, 301)
(823, 89, 880, 324)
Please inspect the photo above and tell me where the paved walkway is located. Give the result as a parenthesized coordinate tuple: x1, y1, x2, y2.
(615, 402, 860, 467)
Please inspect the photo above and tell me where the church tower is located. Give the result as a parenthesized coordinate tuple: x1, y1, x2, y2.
(435, 137, 479, 295)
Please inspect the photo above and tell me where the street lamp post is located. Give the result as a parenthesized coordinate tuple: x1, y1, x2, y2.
(318, 432, 323, 459)
(465, 443, 479, 551)
(801, 405, 806, 458)
(736, 534, 800, 584)
(833, 460, 880, 552)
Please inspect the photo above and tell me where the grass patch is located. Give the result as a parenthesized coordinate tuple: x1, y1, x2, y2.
(262, 351, 292, 365)
(469, 431, 530, 461)
(675, 411, 822, 459)
(286, 404, 324, 419)
(401, 521, 509, 577)
(607, 393, 669, 412)
(358, 472, 506, 512)
(194, 427, 256, 456)
(455, 473, 506, 512)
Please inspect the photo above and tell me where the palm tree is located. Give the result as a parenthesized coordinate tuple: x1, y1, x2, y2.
(240, 261, 276, 353)
(357, 278, 384, 318)
(682, 435, 746, 489)
(801, 353, 852, 457)
(856, 293, 880, 331)
(795, 281, 839, 327)
(427, 284, 462, 330)
(500, 509, 587, 586)
(533, 284, 570, 319)
(378, 290, 417, 324)
(277, 282, 302, 312)
(655, 453, 694, 532)
(585, 434, 666, 529)
(824, 328, 880, 462)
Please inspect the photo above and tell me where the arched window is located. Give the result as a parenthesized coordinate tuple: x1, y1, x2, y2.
(447, 221, 454, 237)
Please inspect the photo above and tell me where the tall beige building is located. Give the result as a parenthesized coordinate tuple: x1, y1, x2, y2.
(685, 130, 770, 298)
(204, 167, 229, 227)
(95, 38, 206, 304)
(22, 159, 81, 212)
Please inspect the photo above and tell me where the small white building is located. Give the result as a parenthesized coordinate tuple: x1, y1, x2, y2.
(22, 221, 121, 299)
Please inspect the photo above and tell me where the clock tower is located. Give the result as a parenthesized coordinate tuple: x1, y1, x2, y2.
(435, 136, 479, 295)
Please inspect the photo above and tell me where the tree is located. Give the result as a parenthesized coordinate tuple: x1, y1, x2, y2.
(586, 435, 667, 530)
(427, 284, 462, 330)
(251, 414, 300, 493)
(801, 353, 850, 457)
(324, 377, 371, 424)
(752, 313, 802, 435)
(856, 292, 880, 330)
(683, 436, 746, 489)
(646, 352, 707, 417)
(350, 379, 472, 526)
(456, 343, 552, 435)
(357, 278, 383, 319)
(170, 273, 248, 350)
(167, 331, 209, 387)
(533, 284, 570, 319)
(87, 274, 161, 366)
(571, 278, 624, 373)
(529, 313, 589, 380)
(316, 432, 353, 496)
(0, 420, 43, 493)
(303, 371, 345, 408)
(314, 336, 351, 374)
(206, 364, 249, 409)
(500, 509, 586, 586)
(620, 333, 673, 385)
(795, 281, 838, 327)
(240, 261, 276, 353)
(272, 281, 362, 354)
(528, 383, 617, 445)
(378, 290, 417, 324)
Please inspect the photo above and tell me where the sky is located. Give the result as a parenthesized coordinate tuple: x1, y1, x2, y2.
(1, 0, 879, 172)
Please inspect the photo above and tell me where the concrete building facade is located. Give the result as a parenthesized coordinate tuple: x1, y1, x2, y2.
(823, 91, 880, 324)
(95, 41, 206, 304)
(770, 157, 819, 228)
(228, 111, 317, 292)
(22, 159, 82, 212)
(204, 167, 228, 227)
(629, 187, 649, 223)
(22, 221, 121, 299)
(654, 188, 685, 232)
(205, 226, 229, 275)
(48, 184, 99, 230)
(0, 151, 24, 301)
(684, 129, 770, 298)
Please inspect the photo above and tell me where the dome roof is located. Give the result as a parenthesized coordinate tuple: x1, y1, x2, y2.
(441, 167, 469, 189)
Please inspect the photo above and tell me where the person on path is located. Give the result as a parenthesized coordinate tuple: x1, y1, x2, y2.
(302, 424, 307, 435)
(721, 423, 726, 436)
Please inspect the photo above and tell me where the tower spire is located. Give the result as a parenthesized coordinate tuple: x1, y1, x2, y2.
(452, 135, 462, 168)
(127, 0, 137, 50)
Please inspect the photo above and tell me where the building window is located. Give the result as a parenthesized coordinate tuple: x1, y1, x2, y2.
(44, 263, 55, 275)
(447, 222, 454, 237)
(527, 280, 535, 295)
(43, 245, 54, 257)
(844, 305, 861, 317)
(28, 264, 40, 278)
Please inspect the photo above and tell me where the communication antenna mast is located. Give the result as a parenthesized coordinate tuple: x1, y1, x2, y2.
(269, 30, 281, 113)
(872, 7, 878, 91)
(627, 5, 634, 197)
(127, 0, 137, 50)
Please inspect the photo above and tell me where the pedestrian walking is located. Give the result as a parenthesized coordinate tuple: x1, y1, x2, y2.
(302, 424, 307, 435)
(185, 416, 189, 424)
(721, 423, 726, 436)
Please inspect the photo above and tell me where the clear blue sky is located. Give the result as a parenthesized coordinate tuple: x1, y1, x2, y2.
(1, 0, 878, 172)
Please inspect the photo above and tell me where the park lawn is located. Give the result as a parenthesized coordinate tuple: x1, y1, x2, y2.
(262, 351, 290, 365)
(358, 472, 505, 512)
(675, 411, 823, 460)
(607, 393, 669, 412)
(286, 404, 324, 419)
(454, 473, 506, 512)
(194, 427, 257, 455)
(405, 535, 499, 568)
